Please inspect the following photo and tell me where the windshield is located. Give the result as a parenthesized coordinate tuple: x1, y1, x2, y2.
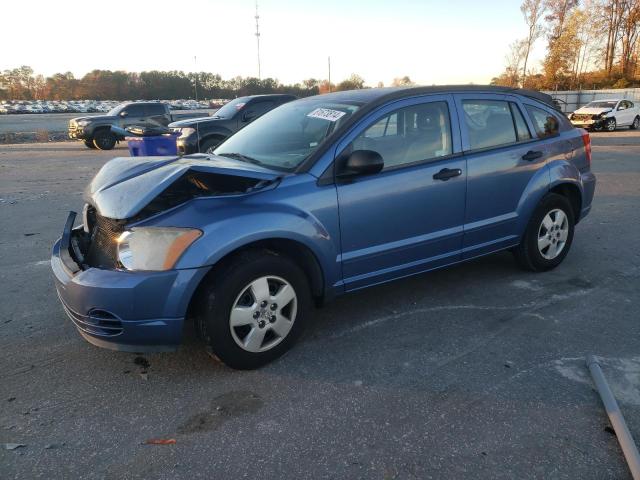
(213, 97, 250, 118)
(585, 101, 617, 109)
(107, 103, 126, 116)
(214, 99, 362, 171)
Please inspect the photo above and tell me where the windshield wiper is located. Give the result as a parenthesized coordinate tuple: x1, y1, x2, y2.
(219, 152, 265, 167)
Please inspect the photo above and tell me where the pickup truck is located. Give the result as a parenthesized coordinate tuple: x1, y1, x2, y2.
(68, 102, 209, 150)
(569, 99, 640, 131)
(169, 94, 296, 154)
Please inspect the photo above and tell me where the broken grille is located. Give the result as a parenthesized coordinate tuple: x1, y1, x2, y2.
(84, 206, 125, 269)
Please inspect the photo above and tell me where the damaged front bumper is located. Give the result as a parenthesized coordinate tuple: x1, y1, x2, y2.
(51, 212, 209, 352)
(570, 117, 604, 130)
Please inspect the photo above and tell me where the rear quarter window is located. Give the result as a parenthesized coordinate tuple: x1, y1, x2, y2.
(525, 105, 566, 138)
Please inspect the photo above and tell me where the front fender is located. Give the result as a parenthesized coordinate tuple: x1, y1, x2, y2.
(143, 196, 341, 296)
(198, 126, 233, 140)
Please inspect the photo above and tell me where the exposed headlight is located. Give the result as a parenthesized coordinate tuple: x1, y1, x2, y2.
(77, 119, 90, 126)
(175, 127, 196, 139)
(117, 227, 202, 271)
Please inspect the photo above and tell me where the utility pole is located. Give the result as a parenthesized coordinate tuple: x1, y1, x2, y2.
(328, 56, 331, 92)
(255, 1, 261, 80)
(193, 56, 198, 102)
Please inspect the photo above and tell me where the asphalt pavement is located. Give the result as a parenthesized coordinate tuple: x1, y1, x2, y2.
(0, 132, 639, 479)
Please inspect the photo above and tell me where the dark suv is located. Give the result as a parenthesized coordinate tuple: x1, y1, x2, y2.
(68, 102, 207, 150)
(169, 94, 296, 154)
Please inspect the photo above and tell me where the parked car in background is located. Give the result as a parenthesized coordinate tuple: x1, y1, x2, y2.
(52, 85, 595, 369)
(68, 101, 210, 150)
(569, 99, 640, 131)
(169, 94, 296, 154)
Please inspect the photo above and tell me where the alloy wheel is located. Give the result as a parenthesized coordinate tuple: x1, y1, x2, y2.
(605, 118, 616, 132)
(537, 209, 569, 260)
(229, 276, 298, 353)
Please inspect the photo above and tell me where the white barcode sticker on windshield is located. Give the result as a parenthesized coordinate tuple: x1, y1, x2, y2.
(307, 108, 346, 122)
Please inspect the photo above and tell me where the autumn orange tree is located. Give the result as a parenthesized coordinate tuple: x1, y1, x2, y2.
(493, 0, 640, 89)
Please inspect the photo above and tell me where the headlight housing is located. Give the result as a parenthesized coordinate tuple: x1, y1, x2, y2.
(175, 127, 196, 139)
(77, 119, 90, 126)
(117, 227, 202, 271)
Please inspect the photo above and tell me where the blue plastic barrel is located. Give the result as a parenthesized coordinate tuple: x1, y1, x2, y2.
(127, 133, 179, 156)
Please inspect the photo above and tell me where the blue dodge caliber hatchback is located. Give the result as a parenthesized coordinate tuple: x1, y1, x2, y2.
(52, 86, 596, 369)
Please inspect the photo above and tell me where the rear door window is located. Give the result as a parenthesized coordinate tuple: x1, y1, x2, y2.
(145, 104, 166, 116)
(510, 103, 532, 141)
(525, 105, 560, 138)
(461, 100, 518, 150)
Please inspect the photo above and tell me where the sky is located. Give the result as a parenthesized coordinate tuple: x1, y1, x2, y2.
(0, 0, 546, 86)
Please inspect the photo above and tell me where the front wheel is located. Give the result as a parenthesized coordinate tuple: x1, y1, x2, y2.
(201, 137, 224, 155)
(604, 117, 617, 132)
(514, 193, 575, 272)
(195, 250, 311, 369)
(84, 139, 97, 149)
(92, 130, 117, 150)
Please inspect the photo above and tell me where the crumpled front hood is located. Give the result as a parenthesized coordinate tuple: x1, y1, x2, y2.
(85, 154, 281, 220)
(574, 107, 611, 115)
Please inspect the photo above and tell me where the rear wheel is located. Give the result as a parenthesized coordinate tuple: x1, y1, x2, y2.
(630, 116, 640, 130)
(514, 193, 575, 272)
(92, 130, 117, 150)
(84, 139, 97, 149)
(194, 249, 311, 369)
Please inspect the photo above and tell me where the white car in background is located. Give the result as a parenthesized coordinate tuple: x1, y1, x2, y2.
(569, 99, 640, 132)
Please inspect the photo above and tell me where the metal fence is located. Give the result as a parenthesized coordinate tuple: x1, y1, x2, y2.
(543, 88, 640, 113)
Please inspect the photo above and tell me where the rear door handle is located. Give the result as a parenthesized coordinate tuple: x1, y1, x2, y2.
(433, 168, 462, 181)
(522, 150, 543, 161)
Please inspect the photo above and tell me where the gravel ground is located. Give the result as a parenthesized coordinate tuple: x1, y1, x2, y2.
(0, 132, 639, 479)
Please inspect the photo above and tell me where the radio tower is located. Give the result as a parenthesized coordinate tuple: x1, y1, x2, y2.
(255, 1, 261, 80)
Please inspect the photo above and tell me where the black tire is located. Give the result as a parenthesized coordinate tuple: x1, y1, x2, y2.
(194, 249, 311, 370)
(630, 116, 640, 130)
(514, 193, 575, 272)
(84, 139, 97, 149)
(92, 129, 117, 150)
(200, 137, 225, 154)
(604, 117, 617, 132)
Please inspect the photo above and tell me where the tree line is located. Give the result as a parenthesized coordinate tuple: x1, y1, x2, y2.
(493, 0, 640, 90)
(0, 67, 417, 101)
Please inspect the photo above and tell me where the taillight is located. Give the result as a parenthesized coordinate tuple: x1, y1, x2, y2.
(581, 129, 591, 166)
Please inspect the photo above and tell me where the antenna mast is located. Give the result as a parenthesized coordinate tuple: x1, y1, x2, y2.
(255, 1, 261, 80)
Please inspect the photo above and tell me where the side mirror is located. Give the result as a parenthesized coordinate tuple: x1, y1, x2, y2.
(243, 111, 256, 122)
(119, 111, 128, 117)
(336, 150, 384, 179)
(618, 105, 626, 111)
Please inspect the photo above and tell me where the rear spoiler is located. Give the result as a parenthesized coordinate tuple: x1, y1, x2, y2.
(515, 89, 561, 111)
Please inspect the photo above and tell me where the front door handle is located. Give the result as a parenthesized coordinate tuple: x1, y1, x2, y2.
(522, 150, 543, 161)
(433, 168, 462, 181)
